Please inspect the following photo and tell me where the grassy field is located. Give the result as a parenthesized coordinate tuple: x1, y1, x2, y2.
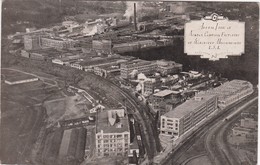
(0, 69, 65, 164)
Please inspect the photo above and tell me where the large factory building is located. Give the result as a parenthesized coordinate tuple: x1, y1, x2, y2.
(160, 92, 218, 137)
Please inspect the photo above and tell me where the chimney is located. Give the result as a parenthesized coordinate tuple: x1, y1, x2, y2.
(134, 3, 137, 31)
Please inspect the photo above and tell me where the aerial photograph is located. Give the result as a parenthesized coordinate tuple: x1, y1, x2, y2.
(0, 1, 258, 165)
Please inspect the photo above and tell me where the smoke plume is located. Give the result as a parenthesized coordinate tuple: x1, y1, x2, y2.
(124, 1, 142, 18)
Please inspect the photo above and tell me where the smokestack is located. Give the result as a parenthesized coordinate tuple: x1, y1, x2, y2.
(134, 3, 137, 31)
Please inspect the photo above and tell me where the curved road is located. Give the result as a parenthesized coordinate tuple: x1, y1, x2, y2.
(205, 97, 258, 165)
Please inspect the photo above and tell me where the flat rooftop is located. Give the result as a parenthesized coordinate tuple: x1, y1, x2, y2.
(163, 92, 216, 119)
(232, 127, 253, 132)
(209, 79, 253, 97)
(80, 57, 121, 67)
(121, 59, 153, 66)
(96, 109, 129, 134)
(153, 89, 174, 97)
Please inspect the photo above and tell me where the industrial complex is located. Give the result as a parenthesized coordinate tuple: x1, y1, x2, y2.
(1, 1, 258, 165)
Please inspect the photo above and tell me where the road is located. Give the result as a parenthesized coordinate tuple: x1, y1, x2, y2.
(162, 92, 258, 165)
(205, 96, 258, 165)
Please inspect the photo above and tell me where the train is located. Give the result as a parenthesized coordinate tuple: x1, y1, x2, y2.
(59, 116, 95, 128)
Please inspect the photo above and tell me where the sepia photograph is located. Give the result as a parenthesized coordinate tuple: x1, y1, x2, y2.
(0, 0, 259, 165)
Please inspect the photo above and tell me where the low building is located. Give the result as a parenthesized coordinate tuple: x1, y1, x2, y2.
(160, 92, 217, 137)
(68, 25, 84, 33)
(149, 89, 179, 114)
(96, 109, 130, 158)
(70, 62, 84, 70)
(156, 60, 183, 76)
(113, 40, 157, 53)
(120, 59, 157, 79)
(207, 80, 254, 108)
(30, 52, 46, 60)
(128, 138, 139, 157)
(232, 127, 254, 136)
(157, 39, 174, 46)
(128, 137, 139, 165)
(151, 89, 175, 105)
(241, 118, 257, 129)
(5, 75, 39, 85)
(62, 21, 79, 28)
(161, 75, 179, 86)
(21, 50, 30, 58)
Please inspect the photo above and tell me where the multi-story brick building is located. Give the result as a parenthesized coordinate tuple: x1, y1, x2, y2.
(96, 109, 130, 157)
(24, 34, 76, 50)
(143, 76, 161, 95)
(160, 92, 217, 137)
(120, 59, 157, 79)
(24, 35, 41, 50)
(41, 37, 76, 49)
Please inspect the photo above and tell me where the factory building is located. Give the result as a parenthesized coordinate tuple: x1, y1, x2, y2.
(160, 92, 217, 137)
(207, 80, 254, 108)
(156, 60, 183, 76)
(112, 40, 157, 53)
(120, 59, 157, 79)
(24, 33, 76, 50)
(96, 109, 130, 157)
(92, 40, 112, 53)
(41, 37, 76, 49)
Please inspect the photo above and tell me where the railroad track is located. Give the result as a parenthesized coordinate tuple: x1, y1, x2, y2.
(162, 92, 258, 165)
(85, 72, 159, 163)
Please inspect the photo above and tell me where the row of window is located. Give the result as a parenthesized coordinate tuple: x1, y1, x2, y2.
(99, 143, 129, 148)
(97, 134, 129, 139)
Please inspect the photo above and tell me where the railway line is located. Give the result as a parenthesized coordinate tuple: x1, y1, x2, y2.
(162, 91, 258, 165)
(83, 72, 160, 163)
(205, 96, 258, 165)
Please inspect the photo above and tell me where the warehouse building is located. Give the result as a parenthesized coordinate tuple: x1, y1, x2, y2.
(96, 109, 130, 157)
(207, 79, 254, 108)
(160, 92, 217, 137)
(120, 59, 157, 79)
(4, 74, 39, 85)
